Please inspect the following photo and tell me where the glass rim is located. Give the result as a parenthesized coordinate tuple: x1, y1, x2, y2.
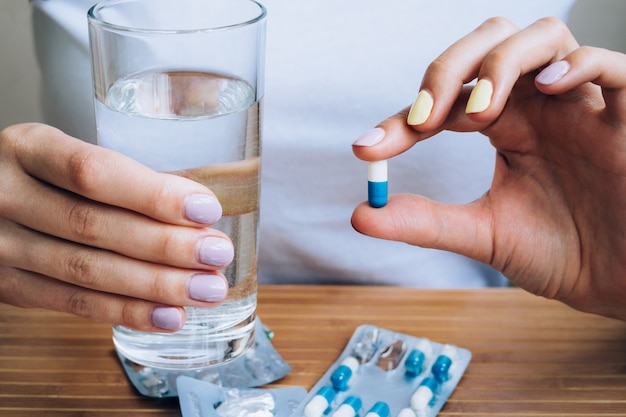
(87, 0, 267, 34)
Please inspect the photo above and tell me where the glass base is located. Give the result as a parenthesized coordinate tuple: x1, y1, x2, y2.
(113, 311, 256, 370)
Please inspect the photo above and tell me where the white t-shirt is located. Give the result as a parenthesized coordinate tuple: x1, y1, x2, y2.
(31, 0, 574, 287)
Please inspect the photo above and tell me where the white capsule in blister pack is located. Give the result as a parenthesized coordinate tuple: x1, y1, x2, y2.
(330, 357, 360, 391)
(365, 401, 390, 417)
(292, 325, 472, 417)
(396, 408, 417, 417)
(304, 386, 336, 417)
(332, 395, 362, 417)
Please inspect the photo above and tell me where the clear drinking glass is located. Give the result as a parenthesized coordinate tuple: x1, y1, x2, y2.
(87, 0, 266, 369)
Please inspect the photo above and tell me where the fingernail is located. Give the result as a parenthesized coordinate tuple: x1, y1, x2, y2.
(152, 307, 183, 330)
(407, 90, 434, 125)
(185, 194, 222, 224)
(466, 79, 493, 114)
(536, 60, 570, 85)
(352, 127, 385, 147)
(198, 237, 234, 266)
(188, 274, 228, 302)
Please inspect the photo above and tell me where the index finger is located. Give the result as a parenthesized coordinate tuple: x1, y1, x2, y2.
(408, 17, 521, 131)
(353, 18, 520, 162)
(8, 123, 218, 225)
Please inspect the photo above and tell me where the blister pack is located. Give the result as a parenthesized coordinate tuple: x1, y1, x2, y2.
(118, 319, 292, 397)
(178, 376, 307, 417)
(291, 324, 471, 417)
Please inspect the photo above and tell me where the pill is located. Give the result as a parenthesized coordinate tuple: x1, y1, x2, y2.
(431, 345, 458, 383)
(364, 401, 390, 417)
(396, 408, 417, 417)
(368, 160, 388, 208)
(330, 356, 360, 391)
(416, 338, 434, 357)
(304, 386, 336, 417)
(405, 339, 433, 377)
(410, 377, 439, 412)
(404, 349, 425, 377)
(332, 395, 362, 417)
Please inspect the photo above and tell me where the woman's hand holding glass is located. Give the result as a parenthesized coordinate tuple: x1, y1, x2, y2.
(0, 123, 232, 331)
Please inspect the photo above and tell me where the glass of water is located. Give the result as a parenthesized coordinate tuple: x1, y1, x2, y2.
(87, 0, 266, 369)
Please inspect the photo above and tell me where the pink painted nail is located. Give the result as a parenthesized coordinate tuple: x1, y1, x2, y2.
(184, 194, 222, 224)
(353, 128, 385, 147)
(188, 274, 228, 302)
(152, 307, 183, 330)
(536, 60, 570, 85)
(198, 237, 234, 267)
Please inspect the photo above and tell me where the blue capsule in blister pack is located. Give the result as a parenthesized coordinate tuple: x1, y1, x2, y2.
(291, 325, 472, 417)
(304, 386, 336, 417)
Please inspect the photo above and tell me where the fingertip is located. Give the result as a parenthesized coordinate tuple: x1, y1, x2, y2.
(351, 199, 394, 239)
(351, 201, 376, 236)
(465, 79, 493, 114)
(407, 90, 434, 126)
(184, 194, 223, 224)
(188, 273, 228, 303)
(353, 110, 430, 162)
(151, 306, 185, 331)
(352, 127, 386, 147)
(197, 236, 235, 267)
(535, 60, 571, 86)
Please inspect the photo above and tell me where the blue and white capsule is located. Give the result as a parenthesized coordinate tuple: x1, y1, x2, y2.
(304, 386, 336, 417)
(404, 349, 426, 377)
(431, 345, 459, 383)
(364, 401, 390, 417)
(330, 356, 360, 391)
(405, 339, 434, 377)
(332, 395, 362, 417)
(368, 160, 388, 208)
(410, 377, 439, 413)
(396, 408, 417, 417)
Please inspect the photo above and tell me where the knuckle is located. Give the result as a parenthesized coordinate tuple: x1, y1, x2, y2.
(66, 289, 96, 318)
(119, 302, 140, 327)
(154, 227, 186, 261)
(65, 148, 108, 196)
(66, 203, 102, 242)
(535, 17, 573, 45)
(0, 125, 21, 152)
(148, 268, 178, 302)
(481, 16, 517, 33)
(576, 45, 597, 58)
(426, 57, 450, 76)
(483, 48, 510, 68)
(0, 123, 59, 156)
(119, 301, 152, 330)
(0, 123, 37, 151)
(536, 16, 567, 32)
(64, 250, 104, 288)
(0, 267, 28, 307)
(145, 175, 179, 218)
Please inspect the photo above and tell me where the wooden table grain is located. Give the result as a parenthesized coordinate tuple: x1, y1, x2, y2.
(2, 285, 626, 416)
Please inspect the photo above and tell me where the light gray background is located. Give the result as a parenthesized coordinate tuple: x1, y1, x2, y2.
(1, 0, 625, 130)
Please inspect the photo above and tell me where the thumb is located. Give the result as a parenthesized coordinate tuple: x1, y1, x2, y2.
(351, 193, 493, 265)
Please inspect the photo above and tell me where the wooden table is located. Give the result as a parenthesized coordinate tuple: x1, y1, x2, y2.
(2, 285, 626, 416)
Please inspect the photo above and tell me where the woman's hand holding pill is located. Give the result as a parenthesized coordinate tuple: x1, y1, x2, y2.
(352, 17, 626, 320)
(0, 123, 232, 331)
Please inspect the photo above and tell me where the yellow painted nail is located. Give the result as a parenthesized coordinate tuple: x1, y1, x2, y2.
(407, 90, 434, 125)
(466, 79, 493, 114)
